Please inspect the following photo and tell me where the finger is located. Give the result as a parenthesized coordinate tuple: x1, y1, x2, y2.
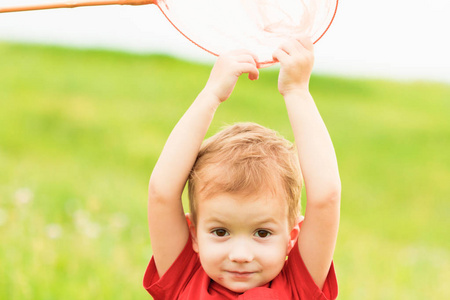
(272, 48, 290, 64)
(239, 63, 259, 81)
(233, 62, 259, 80)
(237, 54, 258, 66)
(278, 39, 298, 56)
(247, 52, 260, 64)
(228, 49, 259, 63)
(248, 68, 259, 81)
(295, 35, 314, 52)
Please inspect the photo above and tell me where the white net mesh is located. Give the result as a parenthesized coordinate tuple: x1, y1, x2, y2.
(156, 0, 338, 66)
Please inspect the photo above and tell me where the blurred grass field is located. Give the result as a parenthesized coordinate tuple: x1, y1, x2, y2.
(0, 42, 449, 299)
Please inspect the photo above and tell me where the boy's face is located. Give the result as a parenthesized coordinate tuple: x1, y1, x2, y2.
(190, 192, 299, 293)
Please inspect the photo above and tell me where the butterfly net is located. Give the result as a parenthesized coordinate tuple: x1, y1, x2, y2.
(156, 0, 338, 66)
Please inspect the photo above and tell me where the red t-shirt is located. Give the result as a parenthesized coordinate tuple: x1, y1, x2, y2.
(144, 237, 337, 299)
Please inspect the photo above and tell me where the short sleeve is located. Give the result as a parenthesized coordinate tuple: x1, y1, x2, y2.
(280, 240, 338, 300)
(143, 237, 201, 299)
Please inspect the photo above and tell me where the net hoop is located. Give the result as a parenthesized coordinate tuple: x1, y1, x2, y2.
(155, 0, 339, 68)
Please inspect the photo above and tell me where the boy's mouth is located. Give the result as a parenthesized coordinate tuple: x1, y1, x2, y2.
(226, 270, 255, 279)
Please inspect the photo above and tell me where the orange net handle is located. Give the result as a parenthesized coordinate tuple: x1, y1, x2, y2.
(0, 0, 155, 13)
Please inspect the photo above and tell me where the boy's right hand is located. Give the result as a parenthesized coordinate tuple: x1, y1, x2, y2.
(203, 50, 259, 103)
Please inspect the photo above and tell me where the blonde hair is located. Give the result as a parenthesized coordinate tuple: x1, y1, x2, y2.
(188, 122, 302, 226)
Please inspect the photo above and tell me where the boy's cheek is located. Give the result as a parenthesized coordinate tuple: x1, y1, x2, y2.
(196, 236, 229, 256)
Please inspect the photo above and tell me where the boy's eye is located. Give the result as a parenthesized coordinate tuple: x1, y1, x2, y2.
(255, 230, 271, 238)
(212, 229, 229, 237)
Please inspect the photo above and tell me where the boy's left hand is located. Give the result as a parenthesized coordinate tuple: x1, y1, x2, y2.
(272, 36, 314, 96)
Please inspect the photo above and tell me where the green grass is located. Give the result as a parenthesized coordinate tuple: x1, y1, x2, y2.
(0, 42, 449, 299)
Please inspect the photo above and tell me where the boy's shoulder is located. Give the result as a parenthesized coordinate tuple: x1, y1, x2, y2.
(143, 235, 203, 298)
(274, 239, 338, 299)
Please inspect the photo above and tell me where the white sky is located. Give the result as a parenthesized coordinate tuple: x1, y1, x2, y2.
(0, 0, 449, 83)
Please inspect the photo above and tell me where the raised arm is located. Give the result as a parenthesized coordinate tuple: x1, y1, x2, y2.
(147, 50, 259, 277)
(273, 37, 341, 289)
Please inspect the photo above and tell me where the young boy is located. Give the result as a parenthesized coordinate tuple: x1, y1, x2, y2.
(144, 37, 341, 299)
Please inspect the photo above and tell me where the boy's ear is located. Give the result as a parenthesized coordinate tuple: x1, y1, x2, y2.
(286, 216, 304, 255)
(186, 213, 199, 253)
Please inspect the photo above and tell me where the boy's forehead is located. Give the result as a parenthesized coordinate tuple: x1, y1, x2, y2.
(196, 177, 287, 202)
(196, 191, 289, 223)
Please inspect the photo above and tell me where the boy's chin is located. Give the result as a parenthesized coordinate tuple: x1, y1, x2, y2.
(220, 279, 265, 294)
(225, 284, 254, 294)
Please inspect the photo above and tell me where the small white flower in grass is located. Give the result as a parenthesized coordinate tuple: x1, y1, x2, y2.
(0, 208, 8, 226)
(83, 222, 102, 239)
(74, 209, 90, 228)
(109, 213, 129, 230)
(73, 209, 102, 239)
(46, 223, 63, 239)
(14, 188, 34, 205)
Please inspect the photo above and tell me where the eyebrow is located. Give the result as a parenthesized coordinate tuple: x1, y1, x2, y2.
(203, 216, 280, 226)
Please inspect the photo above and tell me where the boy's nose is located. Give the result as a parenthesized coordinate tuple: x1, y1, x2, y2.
(228, 239, 254, 263)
